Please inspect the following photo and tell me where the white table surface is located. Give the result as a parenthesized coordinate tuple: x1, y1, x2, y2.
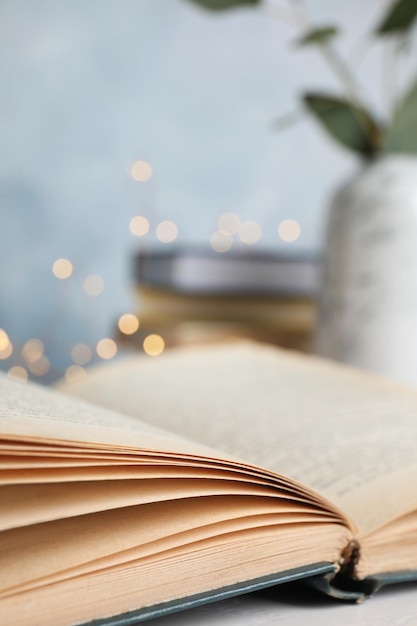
(147, 581, 417, 625)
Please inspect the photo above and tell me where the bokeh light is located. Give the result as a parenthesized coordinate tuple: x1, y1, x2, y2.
(118, 313, 140, 335)
(71, 343, 92, 365)
(22, 339, 44, 364)
(0, 330, 13, 360)
(156, 221, 178, 243)
(210, 230, 233, 253)
(52, 258, 73, 279)
(143, 334, 165, 356)
(7, 366, 28, 383)
(83, 275, 104, 297)
(130, 160, 152, 182)
(28, 355, 50, 376)
(217, 212, 240, 235)
(129, 216, 150, 237)
(96, 338, 118, 359)
(278, 219, 301, 242)
(238, 221, 262, 245)
(65, 365, 87, 384)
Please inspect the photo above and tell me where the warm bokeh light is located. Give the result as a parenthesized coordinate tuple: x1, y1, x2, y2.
(210, 230, 233, 253)
(71, 343, 92, 365)
(28, 355, 50, 376)
(129, 216, 150, 237)
(130, 160, 152, 182)
(83, 275, 104, 297)
(7, 366, 28, 383)
(52, 258, 73, 279)
(118, 313, 140, 335)
(96, 338, 118, 359)
(22, 338, 44, 363)
(278, 219, 301, 242)
(143, 334, 165, 356)
(156, 221, 178, 243)
(0, 329, 10, 350)
(238, 220, 262, 245)
(0, 329, 12, 360)
(217, 212, 240, 235)
(0, 330, 8, 351)
(65, 365, 87, 384)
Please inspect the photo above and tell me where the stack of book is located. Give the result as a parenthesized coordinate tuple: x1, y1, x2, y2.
(121, 248, 320, 351)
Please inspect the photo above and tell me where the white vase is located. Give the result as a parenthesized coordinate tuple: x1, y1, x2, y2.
(315, 154, 417, 386)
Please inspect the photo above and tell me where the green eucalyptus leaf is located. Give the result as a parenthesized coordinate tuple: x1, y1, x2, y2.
(296, 26, 339, 46)
(376, 0, 417, 34)
(383, 78, 417, 153)
(303, 93, 381, 156)
(186, 0, 260, 10)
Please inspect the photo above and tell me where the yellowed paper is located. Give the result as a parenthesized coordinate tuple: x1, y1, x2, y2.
(62, 342, 417, 533)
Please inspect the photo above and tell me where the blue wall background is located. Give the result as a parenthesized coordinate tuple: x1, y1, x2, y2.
(0, 0, 409, 380)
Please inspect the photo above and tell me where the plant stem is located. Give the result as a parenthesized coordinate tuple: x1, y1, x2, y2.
(381, 37, 398, 122)
(317, 42, 363, 104)
(286, 0, 364, 106)
(349, 32, 373, 69)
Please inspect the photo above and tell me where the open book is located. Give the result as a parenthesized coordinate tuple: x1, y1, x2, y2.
(2, 341, 417, 626)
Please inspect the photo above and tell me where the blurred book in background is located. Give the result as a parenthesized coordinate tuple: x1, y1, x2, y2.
(119, 248, 320, 352)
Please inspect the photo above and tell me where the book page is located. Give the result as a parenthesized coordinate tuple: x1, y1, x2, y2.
(1, 366, 342, 523)
(62, 342, 417, 534)
(0, 373, 221, 460)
